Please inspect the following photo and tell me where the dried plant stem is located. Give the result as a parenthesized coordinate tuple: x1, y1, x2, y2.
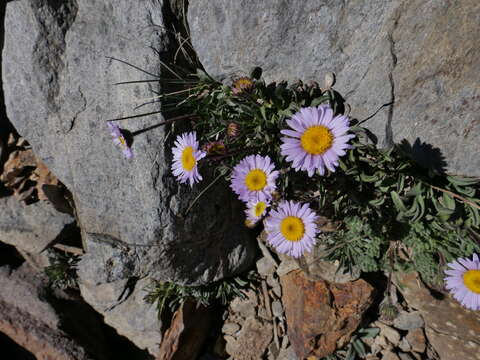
(429, 184, 480, 210)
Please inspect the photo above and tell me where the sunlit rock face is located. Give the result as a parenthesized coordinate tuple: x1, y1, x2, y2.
(189, 0, 480, 176)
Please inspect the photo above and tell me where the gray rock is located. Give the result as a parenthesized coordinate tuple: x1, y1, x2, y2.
(0, 263, 110, 360)
(256, 256, 276, 277)
(0, 196, 73, 254)
(398, 337, 412, 352)
(188, 0, 480, 176)
(78, 276, 161, 355)
(230, 289, 258, 319)
(276, 257, 299, 277)
(398, 352, 415, 360)
(382, 351, 400, 360)
(393, 311, 424, 330)
(222, 322, 241, 336)
(3, 0, 255, 353)
(375, 321, 401, 346)
(300, 244, 361, 283)
(271, 300, 284, 318)
(277, 346, 297, 360)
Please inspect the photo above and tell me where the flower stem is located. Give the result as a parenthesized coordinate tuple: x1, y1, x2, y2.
(183, 172, 224, 216)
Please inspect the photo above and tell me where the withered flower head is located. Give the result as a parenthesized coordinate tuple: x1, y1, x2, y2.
(232, 77, 255, 95)
(227, 123, 240, 138)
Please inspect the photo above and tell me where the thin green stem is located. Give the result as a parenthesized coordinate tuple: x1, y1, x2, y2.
(183, 172, 224, 216)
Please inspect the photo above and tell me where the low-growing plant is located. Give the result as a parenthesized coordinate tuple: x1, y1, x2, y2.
(143, 271, 258, 316)
(111, 64, 480, 287)
(44, 251, 79, 290)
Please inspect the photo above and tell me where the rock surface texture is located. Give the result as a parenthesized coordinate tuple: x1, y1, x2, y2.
(0, 195, 72, 254)
(397, 272, 480, 360)
(0, 264, 108, 360)
(188, 0, 480, 176)
(3, 0, 255, 354)
(280, 270, 375, 359)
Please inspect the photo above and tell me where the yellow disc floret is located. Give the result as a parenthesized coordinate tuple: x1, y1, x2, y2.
(280, 216, 305, 242)
(464, 270, 480, 294)
(254, 202, 267, 217)
(300, 125, 334, 155)
(181, 146, 196, 171)
(245, 169, 267, 191)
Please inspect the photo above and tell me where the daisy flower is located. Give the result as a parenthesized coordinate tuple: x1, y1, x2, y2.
(245, 200, 269, 227)
(171, 132, 206, 186)
(280, 105, 355, 176)
(444, 253, 480, 310)
(107, 122, 133, 159)
(264, 200, 319, 258)
(230, 155, 279, 203)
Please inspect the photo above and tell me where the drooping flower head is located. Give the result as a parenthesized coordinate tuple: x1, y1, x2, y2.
(203, 141, 226, 156)
(264, 200, 319, 258)
(280, 105, 355, 176)
(232, 77, 255, 95)
(107, 121, 133, 159)
(171, 132, 206, 186)
(245, 200, 270, 227)
(444, 253, 480, 310)
(227, 122, 240, 138)
(230, 155, 279, 203)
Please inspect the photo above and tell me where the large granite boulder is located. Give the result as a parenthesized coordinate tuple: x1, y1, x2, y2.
(2, 0, 255, 353)
(188, 0, 480, 176)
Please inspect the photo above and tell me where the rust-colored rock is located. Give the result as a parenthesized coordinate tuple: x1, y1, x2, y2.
(396, 272, 480, 360)
(281, 270, 375, 359)
(157, 300, 213, 360)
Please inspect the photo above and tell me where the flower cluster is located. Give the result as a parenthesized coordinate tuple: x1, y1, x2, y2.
(165, 105, 355, 258)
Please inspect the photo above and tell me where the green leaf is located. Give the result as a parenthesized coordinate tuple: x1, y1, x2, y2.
(352, 339, 366, 357)
(391, 191, 407, 211)
(447, 175, 480, 186)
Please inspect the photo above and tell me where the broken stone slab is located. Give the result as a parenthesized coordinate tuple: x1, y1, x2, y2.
(156, 300, 214, 360)
(374, 321, 401, 346)
(281, 270, 375, 359)
(405, 328, 426, 354)
(299, 243, 361, 283)
(396, 271, 480, 360)
(224, 316, 273, 360)
(0, 263, 110, 360)
(78, 275, 161, 356)
(0, 196, 73, 254)
(393, 311, 424, 330)
(256, 256, 277, 278)
(188, 0, 480, 176)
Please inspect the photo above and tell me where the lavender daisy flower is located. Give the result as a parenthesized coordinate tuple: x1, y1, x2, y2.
(444, 253, 480, 310)
(280, 105, 355, 176)
(230, 155, 279, 203)
(107, 121, 133, 159)
(245, 200, 269, 227)
(171, 132, 206, 186)
(264, 200, 319, 258)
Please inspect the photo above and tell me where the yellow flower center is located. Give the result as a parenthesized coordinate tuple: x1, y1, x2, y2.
(300, 125, 334, 155)
(245, 169, 267, 191)
(119, 136, 127, 147)
(253, 202, 267, 217)
(181, 146, 196, 171)
(464, 270, 480, 294)
(280, 216, 305, 242)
